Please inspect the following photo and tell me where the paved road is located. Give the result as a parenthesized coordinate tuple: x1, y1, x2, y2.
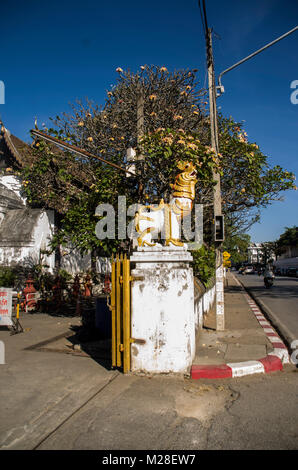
(236, 273, 298, 347)
(0, 310, 298, 451)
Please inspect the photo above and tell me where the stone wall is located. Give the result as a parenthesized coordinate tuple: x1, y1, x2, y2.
(194, 277, 216, 330)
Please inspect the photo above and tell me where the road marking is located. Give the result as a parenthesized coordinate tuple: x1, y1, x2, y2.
(234, 274, 290, 365)
(270, 337, 282, 343)
(263, 328, 276, 333)
(191, 274, 290, 379)
(227, 361, 265, 377)
(269, 349, 290, 364)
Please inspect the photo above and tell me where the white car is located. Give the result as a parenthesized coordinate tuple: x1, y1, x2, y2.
(244, 266, 254, 274)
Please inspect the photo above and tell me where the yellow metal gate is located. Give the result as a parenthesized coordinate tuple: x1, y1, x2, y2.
(109, 254, 132, 374)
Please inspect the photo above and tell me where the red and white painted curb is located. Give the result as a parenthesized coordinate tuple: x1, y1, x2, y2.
(191, 275, 290, 380)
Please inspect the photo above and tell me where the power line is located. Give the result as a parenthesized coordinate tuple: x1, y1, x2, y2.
(200, 0, 212, 65)
(197, 0, 209, 94)
(198, 0, 207, 38)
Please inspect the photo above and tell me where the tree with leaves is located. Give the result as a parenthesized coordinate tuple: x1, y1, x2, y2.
(222, 225, 251, 266)
(259, 241, 278, 265)
(22, 65, 296, 262)
(276, 226, 298, 257)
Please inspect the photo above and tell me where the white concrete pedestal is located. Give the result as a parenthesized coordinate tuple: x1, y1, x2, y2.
(130, 246, 195, 374)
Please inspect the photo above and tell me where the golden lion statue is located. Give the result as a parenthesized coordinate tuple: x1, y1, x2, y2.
(135, 161, 197, 248)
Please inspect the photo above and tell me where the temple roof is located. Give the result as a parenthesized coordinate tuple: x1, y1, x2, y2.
(0, 122, 33, 170)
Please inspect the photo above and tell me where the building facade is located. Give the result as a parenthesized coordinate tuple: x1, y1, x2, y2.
(0, 122, 115, 276)
(247, 243, 263, 264)
(0, 122, 56, 271)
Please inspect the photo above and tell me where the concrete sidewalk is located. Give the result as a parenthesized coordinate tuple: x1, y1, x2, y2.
(191, 272, 290, 379)
(0, 311, 240, 450)
(0, 276, 292, 450)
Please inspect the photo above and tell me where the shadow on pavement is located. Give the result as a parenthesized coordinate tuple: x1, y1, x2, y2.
(244, 284, 298, 300)
(224, 285, 243, 294)
(23, 324, 113, 371)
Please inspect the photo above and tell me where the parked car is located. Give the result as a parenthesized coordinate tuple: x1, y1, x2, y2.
(286, 268, 298, 277)
(244, 265, 254, 274)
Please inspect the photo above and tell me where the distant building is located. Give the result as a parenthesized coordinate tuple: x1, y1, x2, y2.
(0, 122, 56, 271)
(273, 241, 298, 273)
(247, 243, 263, 264)
(277, 246, 298, 259)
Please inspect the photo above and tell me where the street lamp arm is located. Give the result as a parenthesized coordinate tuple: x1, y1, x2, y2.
(217, 26, 298, 96)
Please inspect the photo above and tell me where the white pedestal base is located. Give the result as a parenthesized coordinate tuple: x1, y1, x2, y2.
(130, 247, 195, 374)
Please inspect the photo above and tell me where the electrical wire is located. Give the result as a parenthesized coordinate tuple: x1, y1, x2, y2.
(198, 0, 210, 105)
(198, 0, 219, 152)
(198, 0, 207, 38)
(201, 0, 210, 41)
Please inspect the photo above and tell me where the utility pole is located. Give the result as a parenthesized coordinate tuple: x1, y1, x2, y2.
(137, 92, 144, 154)
(136, 91, 145, 200)
(206, 27, 225, 331)
(127, 90, 145, 249)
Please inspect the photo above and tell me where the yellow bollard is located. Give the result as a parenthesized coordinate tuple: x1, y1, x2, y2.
(16, 293, 20, 319)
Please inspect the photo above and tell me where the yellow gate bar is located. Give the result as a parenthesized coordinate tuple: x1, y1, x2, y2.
(110, 257, 116, 368)
(116, 255, 122, 367)
(122, 254, 131, 374)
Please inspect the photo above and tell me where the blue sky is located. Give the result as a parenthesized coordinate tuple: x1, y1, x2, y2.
(0, 0, 297, 243)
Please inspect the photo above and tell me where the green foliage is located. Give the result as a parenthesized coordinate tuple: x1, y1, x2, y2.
(0, 263, 74, 292)
(139, 128, 218, 200)
(192, 246, 215, 286)
(222, 223, 251, 265)
(276, 226, 298, 256)
(218, 116, 296, 233)
(0, 267, 16, 287)
(259, 241, 278, 264)
(21, 67, 297, 258)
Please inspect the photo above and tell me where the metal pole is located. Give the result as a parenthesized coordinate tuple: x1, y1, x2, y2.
(217, 26, 298, 94)
(137, 92, 145, 160)
(136, 91, 145, 201)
